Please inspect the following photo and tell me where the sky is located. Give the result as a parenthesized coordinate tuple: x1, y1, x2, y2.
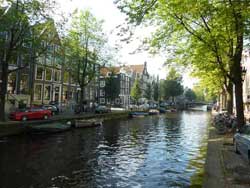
(55, 0, 197, 88)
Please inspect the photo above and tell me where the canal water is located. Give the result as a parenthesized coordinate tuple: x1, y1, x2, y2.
(0, 111, 210, 188)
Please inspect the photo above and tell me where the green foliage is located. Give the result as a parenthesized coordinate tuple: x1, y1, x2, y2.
(159, 79, 165, 100)
(164, 80, 183, 100)
(116, 0, 250, 126)
(164, 67, 184, 99)
(144, 83, 152, 100)
(153, 81, 159, 101)
(64, 10, 107, 88)
(167, 67, 182, 81)
(131, 78, 142, 103)
(115, 0, 250, 97)
(193, 85, 216, 102)
(0, 0, 56, 63)
(184, 88, 196, 101)
(0, 0, 57, 121)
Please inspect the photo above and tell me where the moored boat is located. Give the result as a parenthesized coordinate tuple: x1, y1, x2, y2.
(74, 119, 103, 128)
(159, 108, 167, 113)
(148, 109, 160, 115)
(26, 122, 71, 134)
(166, 108, 177, 113)
(129, 111, 149, 118)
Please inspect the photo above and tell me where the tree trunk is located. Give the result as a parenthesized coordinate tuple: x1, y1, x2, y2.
(232, 5, 244, 129)
(79, 86, 85, 113)
(226, 82, 233, 115)
(233, 42, 244, 129)
(0, 63, 8, 121)
(234, 80, 244, 129)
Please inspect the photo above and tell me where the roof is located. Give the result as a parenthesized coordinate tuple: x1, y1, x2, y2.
(100, 64, 146, 76)
(100, 67, 121, 76)
(128, 64, 144, 74)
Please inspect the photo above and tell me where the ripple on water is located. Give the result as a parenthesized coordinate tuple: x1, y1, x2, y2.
(0, 112, 210, 188)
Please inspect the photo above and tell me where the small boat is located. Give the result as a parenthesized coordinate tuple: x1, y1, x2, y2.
(159, 108, 167, 113)
(148, 109, 160, 115)
(129, 112, 149, 118)
(74, 119, 103, 128)
(26, 122, 71, 134)
(166, 108, 177, 113)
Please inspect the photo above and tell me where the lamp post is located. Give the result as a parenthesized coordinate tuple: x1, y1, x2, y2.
(242, 66, 247, 82)
(241, 66, 247, 117)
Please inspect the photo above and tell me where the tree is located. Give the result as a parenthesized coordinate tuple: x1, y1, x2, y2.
(164, 67, 184, 101)
(184, 88, 196, 101)
(159, 79, 165, 101)
(164, 80, 183, 101)
(115, 0, 250, 128)
(0, 0, 56, 121)
(65, 10, 107, 112)
(131, 78, 141, 104)
(144, 82, 152, 100)
(153, 80, 159, 102)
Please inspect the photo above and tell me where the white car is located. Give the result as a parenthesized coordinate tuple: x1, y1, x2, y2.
(139, 104, 149, 110)
(234, 125, 250, 163)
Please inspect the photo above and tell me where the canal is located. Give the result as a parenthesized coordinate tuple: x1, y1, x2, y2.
(0, 111, 210, 188)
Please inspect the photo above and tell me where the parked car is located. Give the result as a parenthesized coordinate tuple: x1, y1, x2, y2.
(234, 125, 250, 163)
(9, 107, 52, 121)
(49, 101, 60, 112)
(139, 103, 149, 110)
(42, 105, 59, 116)
(95, 106, 111, 114)
(129, 104, 138, 110)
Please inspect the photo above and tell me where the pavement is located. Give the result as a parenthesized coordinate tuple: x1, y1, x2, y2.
(203, 125, 250, 188)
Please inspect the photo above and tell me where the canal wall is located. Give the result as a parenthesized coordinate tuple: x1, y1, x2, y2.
(0, 111, 130, 138)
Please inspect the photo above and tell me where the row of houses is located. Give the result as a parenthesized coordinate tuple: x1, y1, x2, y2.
(0, 15, 159, 113)
(4, 55, 156, 113)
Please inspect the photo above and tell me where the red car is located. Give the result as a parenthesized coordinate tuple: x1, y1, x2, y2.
(9, 107, 52, 121)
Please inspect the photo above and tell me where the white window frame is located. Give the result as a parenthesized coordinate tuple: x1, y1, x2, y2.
(100, 98, 105, 104)
(100, 90, 105, 97)
(35, 66, 44, 80)
(54, 69, 61, 82)
(44, 85, 51, 101)
(34, 84, 42, 101)
(45, 68, 52, 81)
(115, 98, 120, 104)
(100, 80, 105, 87)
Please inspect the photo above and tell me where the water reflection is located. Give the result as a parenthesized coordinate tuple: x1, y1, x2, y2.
(0, 111, 210, 188)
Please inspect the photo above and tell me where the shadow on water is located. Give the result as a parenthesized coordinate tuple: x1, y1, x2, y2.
(0, 111, 211, 188)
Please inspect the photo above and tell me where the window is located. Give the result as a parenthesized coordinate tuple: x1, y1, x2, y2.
(115, 98, 120, 104)
(100, 98, 105, 104)
(34, 84, 42, 100)
(64, 72, 69, 83)
(100, 80, 105, 87)
(45, 68, 52, 81)
(20, 74, 28, 94)
(44, 85, 51, 100)
(46, 55, 53, 65)
(54, 70, 61, 82)
(107, 72, 111, 77)
(38, 57, 44, 64)
(36, 66, 43, 80)
(100, 90, 105, 97)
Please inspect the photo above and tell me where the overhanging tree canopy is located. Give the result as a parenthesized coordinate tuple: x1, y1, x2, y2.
(115, 0, 250, 128)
